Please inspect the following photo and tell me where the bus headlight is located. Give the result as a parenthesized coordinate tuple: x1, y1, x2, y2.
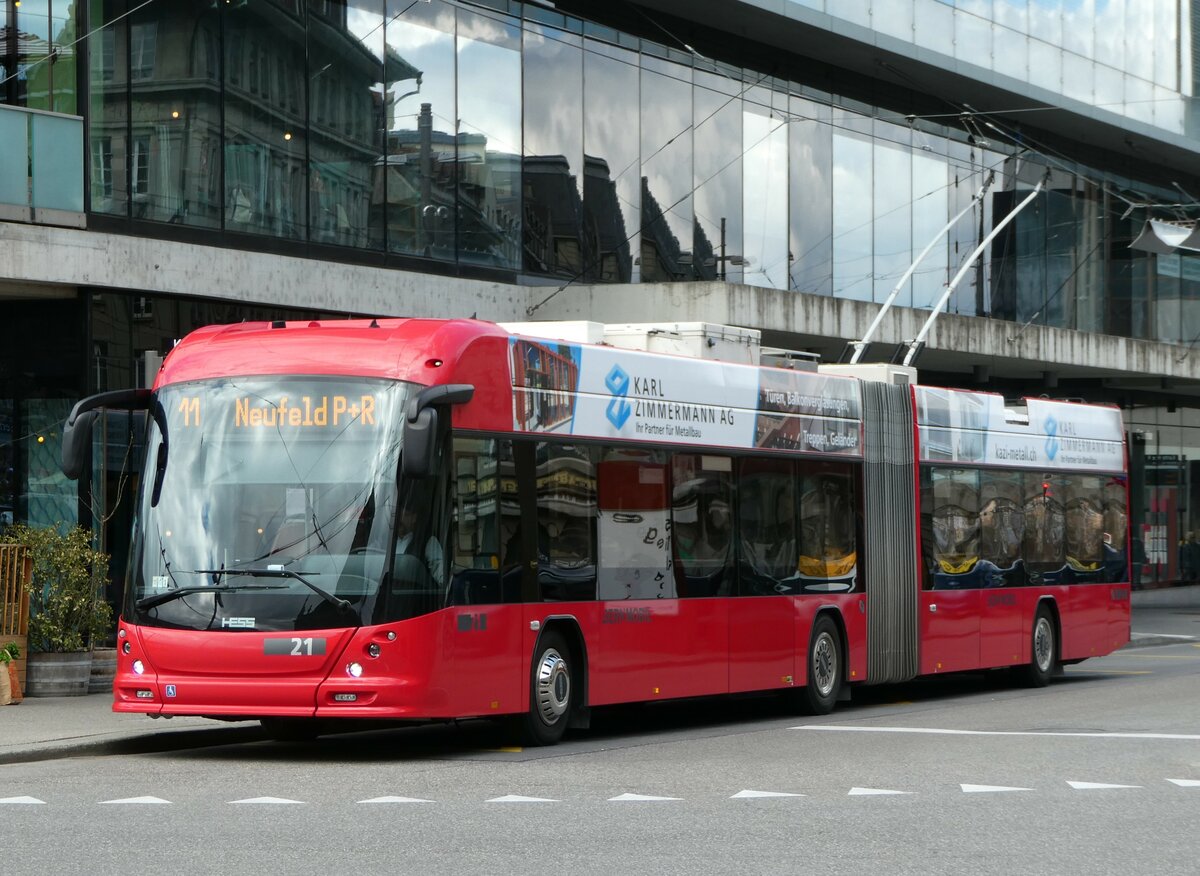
(346, 662, 363, 678)
(132, 660, 145, 675)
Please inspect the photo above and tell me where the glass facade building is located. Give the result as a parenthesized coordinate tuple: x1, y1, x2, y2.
(68, 0, 1199, 340)
(2, 0, 1200, 590)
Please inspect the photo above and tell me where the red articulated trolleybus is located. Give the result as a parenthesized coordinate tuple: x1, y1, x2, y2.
(61, 318, 1131, 744)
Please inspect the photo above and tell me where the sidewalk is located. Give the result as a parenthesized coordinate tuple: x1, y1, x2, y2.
(2, 593, 1197, 765)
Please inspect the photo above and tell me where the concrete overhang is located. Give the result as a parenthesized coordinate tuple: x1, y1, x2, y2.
(0, 221, 527, 322)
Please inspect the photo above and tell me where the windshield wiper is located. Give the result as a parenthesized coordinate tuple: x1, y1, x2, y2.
(137, 582, 289, 611)
(193, 568, 359, 624)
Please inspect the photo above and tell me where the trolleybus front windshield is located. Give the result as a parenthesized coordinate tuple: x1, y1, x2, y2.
(127, 376, 411, 632)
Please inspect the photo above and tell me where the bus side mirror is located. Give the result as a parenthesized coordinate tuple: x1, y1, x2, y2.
(402, 383, 474, 478)
(62, 389, 152, 480)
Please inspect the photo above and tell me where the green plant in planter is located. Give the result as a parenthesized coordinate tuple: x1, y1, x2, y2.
(0, 642, 19, 663)
(3, 524, 113, 653)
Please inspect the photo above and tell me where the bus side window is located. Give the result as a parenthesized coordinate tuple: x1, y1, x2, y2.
(536, 441, 597, 602)
(446, 436, 504, 606)
(670, 454, 733, 598)
(736, 457, 797, 595)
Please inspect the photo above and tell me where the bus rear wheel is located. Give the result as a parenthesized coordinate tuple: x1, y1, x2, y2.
(801, 615, 842, 715)
(1022, 608, 1057, 687)
(520, 631, 573, 746)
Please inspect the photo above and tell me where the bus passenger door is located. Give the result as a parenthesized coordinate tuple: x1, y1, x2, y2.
(919, 589, 980, 675)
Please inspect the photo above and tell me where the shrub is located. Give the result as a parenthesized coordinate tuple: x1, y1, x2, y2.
(4, 524, 113, 653)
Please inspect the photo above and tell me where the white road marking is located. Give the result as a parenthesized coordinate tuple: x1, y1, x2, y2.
(609, 793, 681, 802)
(960, 784, 1033, 793)
(357, 796, 433, 804)
(99, 796, 170, 805)
(1167, 779, 1200, 788)
(1130, 632, 1195, 640)
(1067, 781, 1141, 790)
(848, 787, 912, 796)
(731, 790, 805, 799)
(0, 796, 45, 805)
(229, 796, 305, 805)
(487, 795, 560, 803)
(795, 725, 1200, 740)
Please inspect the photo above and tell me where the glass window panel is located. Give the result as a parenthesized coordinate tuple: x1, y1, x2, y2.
(640, 63, 694, 282)
(832, 130, 874, 301)
(31, 112, 83, 212)
(945, 139, 990, 316)
(223, 4, 307, 239)
(1070, 177, 1106, 333)
(953, 3, 993, 67)
(523, 23, 584, 278)
(1153, 85, 1184, 135)
(1027, 38, 1063, 94)
(1024, 472, 1065, 583)
(873, 135, 912, 305)
(914, 0, 955, 53)
(926, 467, 981, 589)
(17, 0, 53, 109)
(1044, 182, 1075, 330)
(1093, 0, 1125, 72)
(1123, 75, 1155, 125)
(126, 3, 220, 228)
(1094, 63, 1124, 114)
(1123, 0, 1154, 83)
(88, 0, 128, 216)
(797, 461, 858, 592)
(384, 0, 456, 260)
(1155, 253, 1182, 343)
(838, 0, 871, 28)
(789, 96, 833, 295)
(456, 6, 522, 269)
(537, 442, 597, 602)
(1152, 0, 1177, 89)
(736, 457, 796, 594)
(595, 449, 673, 599)
(1027, 0, 1062, 44)
(979, 469, 1025, 585)
(671, 453, 733, 598)
(693, 72, 742, 283)
(447, 437, 510, 605)
(872, 0, 915, 43)
(992, 24, 1028, 81)
(50, 1, 78, 114)
(1064, 474, 1106, 577)
(583, 41, 639, 283)
(307, 1, 384, 250)
(742, 100, 789, 290)
(1060, 1, 1094, 57)
(912, 150, 949, 311)
(1061, 52, 1094, 105)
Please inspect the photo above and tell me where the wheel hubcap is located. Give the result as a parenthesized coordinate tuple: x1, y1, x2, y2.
(812, 632, 837, 697)
(1033, 618, 1053, 671)
(535, 648, 570, 725)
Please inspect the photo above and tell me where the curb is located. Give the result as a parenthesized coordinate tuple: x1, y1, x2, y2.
(1124, 633, 1198, 650)
(0, 721, 264, 766)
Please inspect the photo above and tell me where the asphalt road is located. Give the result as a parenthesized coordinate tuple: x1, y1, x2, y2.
(4, 644, 1199, 875)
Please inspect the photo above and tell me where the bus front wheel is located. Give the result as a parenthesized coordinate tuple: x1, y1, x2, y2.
(520, 631, 573, 746)
(801, 615, 842, 715)
(1022, 608, 1057, 687)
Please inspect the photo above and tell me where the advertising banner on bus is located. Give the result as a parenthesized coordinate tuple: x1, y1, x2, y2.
(915, 388, 1125, 473)
(508, 337, 862, 456)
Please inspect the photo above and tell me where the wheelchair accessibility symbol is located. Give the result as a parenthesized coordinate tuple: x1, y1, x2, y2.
(165, 685, 177, 698)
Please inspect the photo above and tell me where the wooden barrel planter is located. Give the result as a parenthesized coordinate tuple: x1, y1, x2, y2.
(89, 647, 118, 694)
(25, 651, 92, 697)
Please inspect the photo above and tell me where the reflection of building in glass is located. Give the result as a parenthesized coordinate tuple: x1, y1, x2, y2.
(582, 156, 632, 283)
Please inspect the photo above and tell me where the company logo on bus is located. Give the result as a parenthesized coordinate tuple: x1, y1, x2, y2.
(605, 364, 632, 429)
(1044, 415, 1060, 460)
